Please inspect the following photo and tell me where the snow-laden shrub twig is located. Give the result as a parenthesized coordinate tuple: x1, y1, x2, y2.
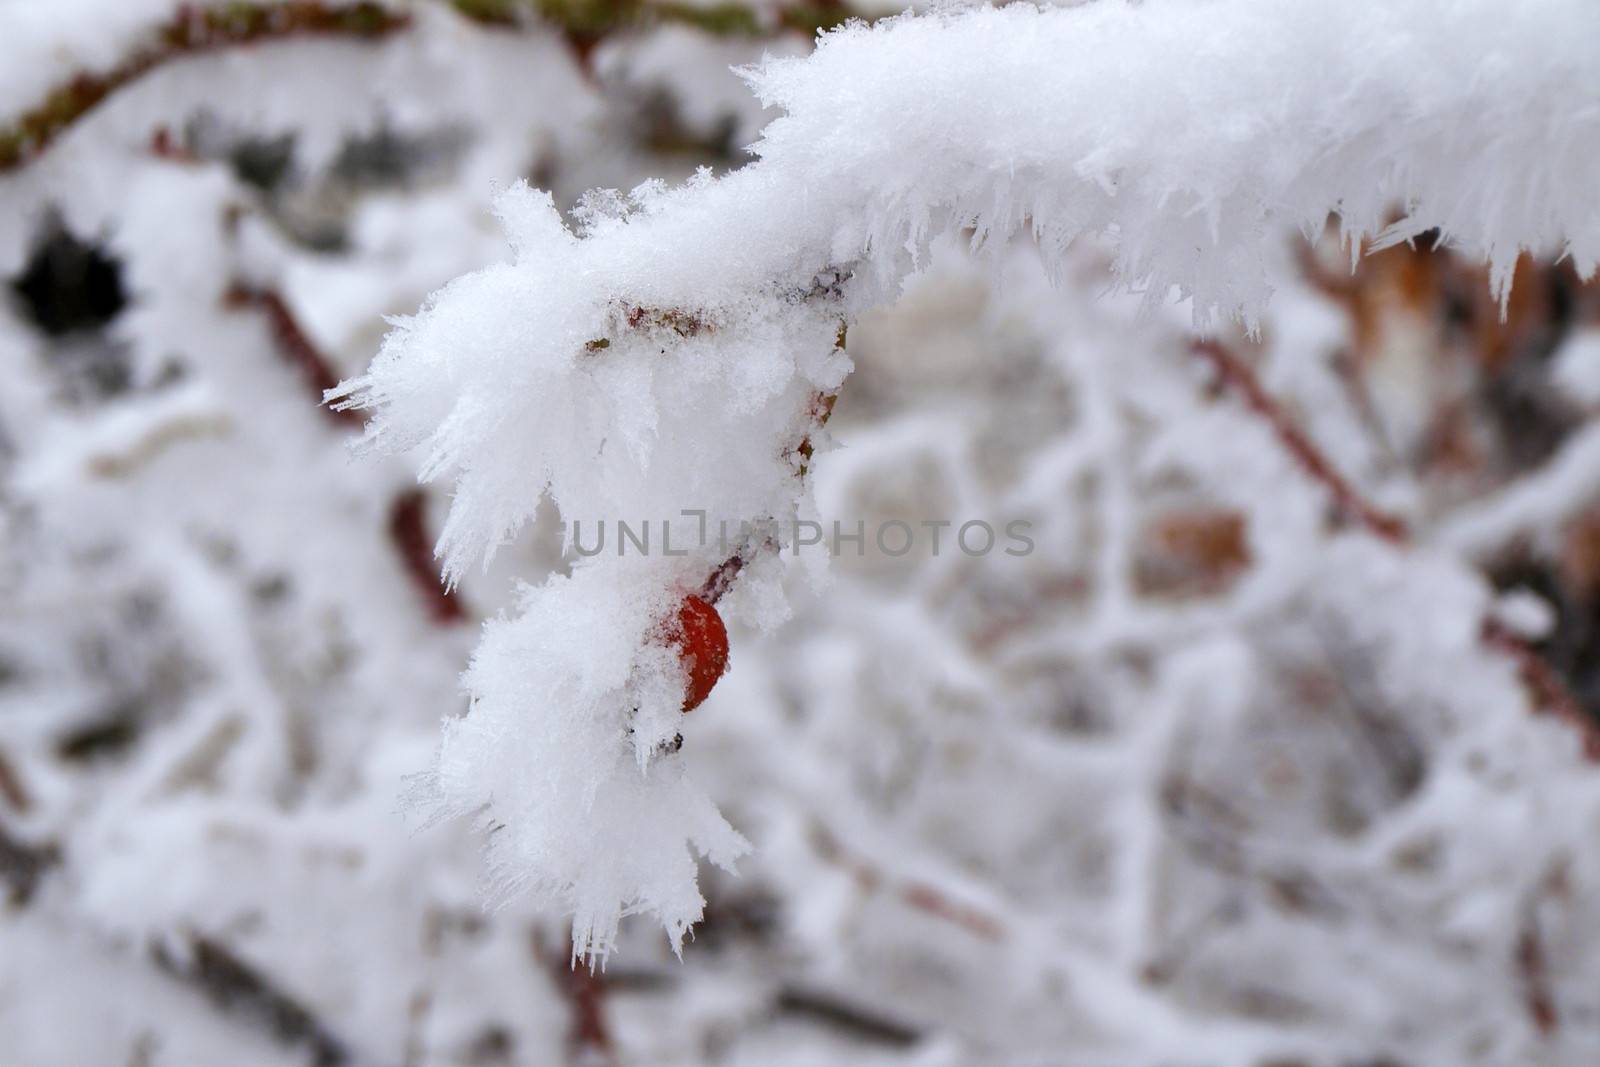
(0, 0, 874, 173)
(1194, 337, 1600, 758)
(0, 2, 408, 172)
(334, 0, 1600, 961)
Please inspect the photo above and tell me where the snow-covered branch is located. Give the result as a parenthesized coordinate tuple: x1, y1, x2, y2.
(335, 0, 1600, 961)
(11, 0, 1600, 1057)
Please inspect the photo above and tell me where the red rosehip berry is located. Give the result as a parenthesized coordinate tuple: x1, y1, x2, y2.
(661, 594, 729, 712)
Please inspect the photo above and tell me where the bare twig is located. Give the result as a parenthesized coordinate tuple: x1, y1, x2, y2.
(0, 822, 60, 905)
(152, 930, 351, 1067)
(534, 963, 925, 1047)
(773, 986, 921, 1046)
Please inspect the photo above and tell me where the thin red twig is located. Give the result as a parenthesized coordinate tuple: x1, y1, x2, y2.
(1513, 861, 1571, 1037)
(389, 490, 467, 625)
(224, 283, 365, 428)
(149, 124, 198, 162)
(0, 748, 29, 813)
(699, 329, 843, 603)
(1484, 620, 1600, 761)
(226, 283, 465, 625)
(1516, 913, 1559, 1037)
(0, 823, 60, 906)
(533, 927, 616, 1066)
(1192, 339, 1409, 543)
(564, 959, 614, 1063)
(809, 822, 1006, 942)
